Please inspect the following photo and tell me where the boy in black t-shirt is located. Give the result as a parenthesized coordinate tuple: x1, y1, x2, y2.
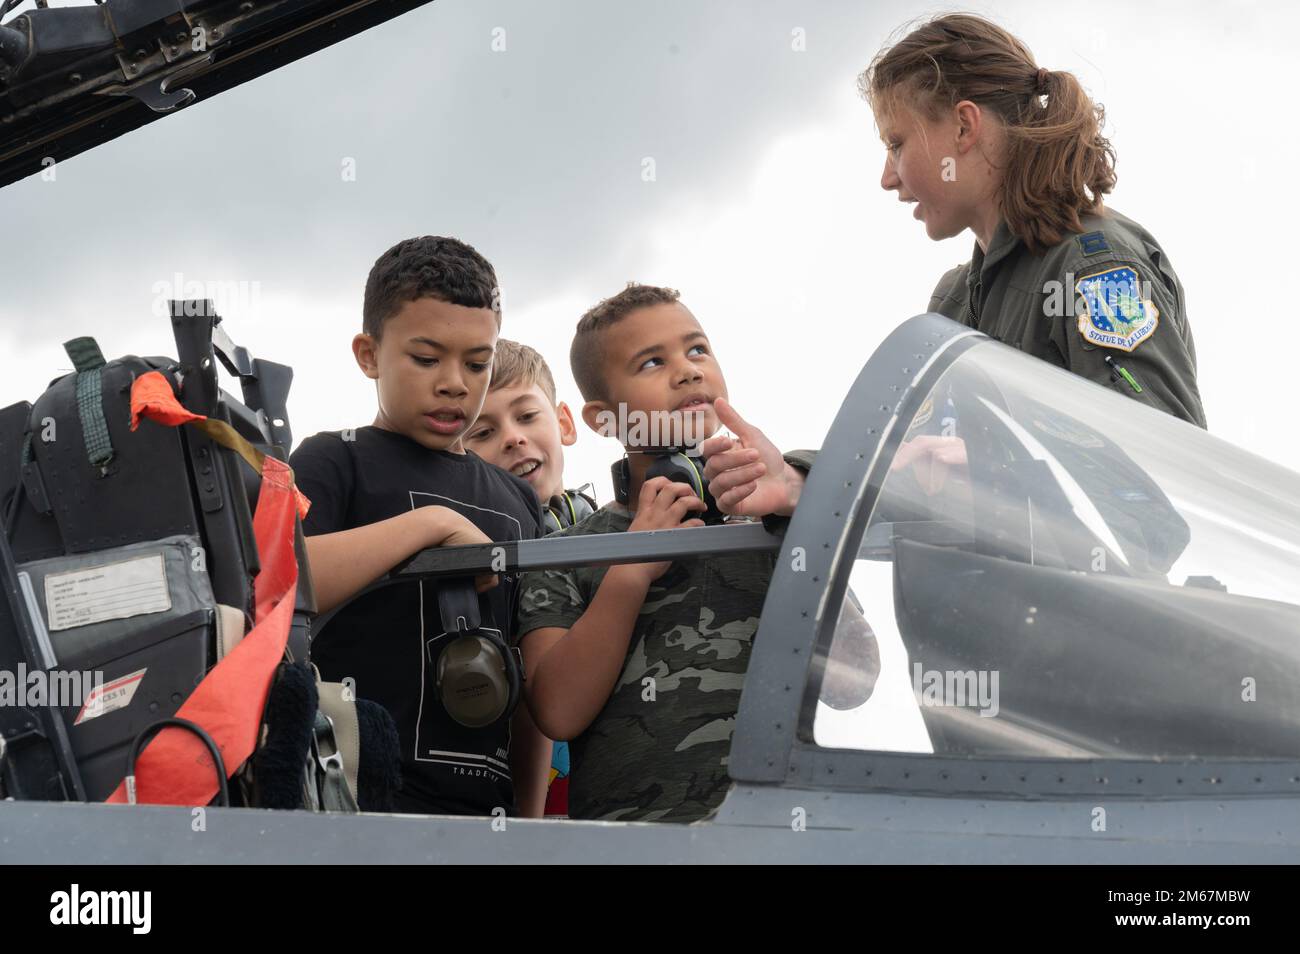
(288, 236, 551, 817)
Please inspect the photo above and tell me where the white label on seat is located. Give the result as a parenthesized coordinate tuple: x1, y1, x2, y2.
(44, 553, 171, 632)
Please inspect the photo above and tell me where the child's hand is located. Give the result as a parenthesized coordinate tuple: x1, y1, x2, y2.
(625, 476, 706, 582)
(701, 397, 802, 517)
(425, 506, 499, 592)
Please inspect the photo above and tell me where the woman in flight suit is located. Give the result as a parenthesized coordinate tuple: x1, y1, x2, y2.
(704, 13, 1206, 518)
(870, 12, 1205, 427)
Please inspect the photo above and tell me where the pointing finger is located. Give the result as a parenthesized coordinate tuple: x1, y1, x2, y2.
(712, 397, 751, 440)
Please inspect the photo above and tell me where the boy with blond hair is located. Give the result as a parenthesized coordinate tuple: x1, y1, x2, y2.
(465, 339, 592, 814)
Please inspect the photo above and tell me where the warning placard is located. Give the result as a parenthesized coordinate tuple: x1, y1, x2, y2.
(44, 553, 171, 632)
(75, 668, 147, 725)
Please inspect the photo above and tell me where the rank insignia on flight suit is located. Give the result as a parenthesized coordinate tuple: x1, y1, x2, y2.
(1074, 265, 1159, 352)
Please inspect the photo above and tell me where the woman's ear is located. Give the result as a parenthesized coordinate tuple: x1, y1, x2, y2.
(555, 401, 579, 446)
(581, 400, 616, 438)
(353, 333, 380, 379)
(953, 99, 984, 154)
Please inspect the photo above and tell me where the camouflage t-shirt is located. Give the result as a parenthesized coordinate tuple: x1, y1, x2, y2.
(516, 505, 777, 824)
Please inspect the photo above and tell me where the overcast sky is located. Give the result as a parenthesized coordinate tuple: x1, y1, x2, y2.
(2, 0, 1296, 499)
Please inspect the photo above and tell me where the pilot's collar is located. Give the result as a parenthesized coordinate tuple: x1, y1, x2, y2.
(970, 219, 1021, 283)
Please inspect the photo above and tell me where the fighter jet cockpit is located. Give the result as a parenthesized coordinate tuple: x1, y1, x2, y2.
(4, 0, 1300, 869)
(4, 306, 1300, 861)
(801, 317, 1300, 764)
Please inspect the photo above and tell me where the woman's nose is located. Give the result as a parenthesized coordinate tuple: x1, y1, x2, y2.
(881, 155, 900, 192)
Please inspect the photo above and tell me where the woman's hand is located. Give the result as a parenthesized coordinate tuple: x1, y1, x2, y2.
(701, 397, 803, 517)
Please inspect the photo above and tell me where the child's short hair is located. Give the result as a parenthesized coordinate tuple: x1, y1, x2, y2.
(362, 235, 500, 339)
(490, 339, 557, 404)
(570, 283, 680, 402)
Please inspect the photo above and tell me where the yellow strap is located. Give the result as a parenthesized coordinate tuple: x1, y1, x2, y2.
(191, 417, 267, 476)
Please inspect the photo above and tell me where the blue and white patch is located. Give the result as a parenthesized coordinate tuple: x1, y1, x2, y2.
(1075, 265, 1159, 352)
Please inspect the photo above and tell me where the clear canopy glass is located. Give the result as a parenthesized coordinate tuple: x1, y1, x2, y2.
(811, 341, 1300, 760)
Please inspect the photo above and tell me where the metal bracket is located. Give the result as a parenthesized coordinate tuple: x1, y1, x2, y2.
(436, 579, 481, 635)
(119, 51, 213, 113)
(310, 710, 357, 813)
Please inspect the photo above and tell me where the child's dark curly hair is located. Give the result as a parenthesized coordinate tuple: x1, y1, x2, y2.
(362, 236, 500, 338)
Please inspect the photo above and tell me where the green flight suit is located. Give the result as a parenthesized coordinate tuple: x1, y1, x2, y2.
(927, 208, 1207, 428)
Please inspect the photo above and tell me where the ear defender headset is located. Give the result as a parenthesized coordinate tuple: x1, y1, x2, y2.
(433, 580, 522, 729)
(435, 484, 599, 725)
(543, 486, 598, 534)
(611, 449, 725, 525)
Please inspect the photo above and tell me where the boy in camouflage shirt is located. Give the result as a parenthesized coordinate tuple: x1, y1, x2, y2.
(516, 285, 812, 823)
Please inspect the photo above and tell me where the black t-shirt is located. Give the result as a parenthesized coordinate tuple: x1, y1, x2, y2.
(288, 426, 543, 816)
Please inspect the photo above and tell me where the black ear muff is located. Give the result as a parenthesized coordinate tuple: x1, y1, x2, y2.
(433, 582, 522, 729)
(544, 488, 597, 533)
(435, 629, 520, 728)
(645, 452, 724, 524)
(566, 487, 596, 524)
(542, 505, 565, 534)
(545, 492, 577, 532)
(611, 457, 632, 505)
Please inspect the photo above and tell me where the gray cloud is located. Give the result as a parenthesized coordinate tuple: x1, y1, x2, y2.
(0, 0, 904, 350)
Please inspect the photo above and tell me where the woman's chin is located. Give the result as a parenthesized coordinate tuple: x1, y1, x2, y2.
(922, 217, 947, 240)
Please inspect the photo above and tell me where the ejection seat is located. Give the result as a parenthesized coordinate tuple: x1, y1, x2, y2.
(0, 301, 314, 803)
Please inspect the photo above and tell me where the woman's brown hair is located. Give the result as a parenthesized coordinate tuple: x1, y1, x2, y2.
(861, 13, 1117, 253)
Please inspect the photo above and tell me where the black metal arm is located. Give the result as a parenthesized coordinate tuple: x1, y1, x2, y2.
(391, 521, 783, 581)
(310, 522, 785, 635)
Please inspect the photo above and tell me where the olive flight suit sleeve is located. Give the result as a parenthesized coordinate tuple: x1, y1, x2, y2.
(782, 448, 817, 474)
(928, 264, 971, 322)
(1047, 248, 1207, 429)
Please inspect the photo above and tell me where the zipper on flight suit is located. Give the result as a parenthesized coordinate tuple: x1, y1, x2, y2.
(966, 277, 982, 327)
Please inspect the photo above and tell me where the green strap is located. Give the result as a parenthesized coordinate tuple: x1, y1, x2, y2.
(62, 337, 114, 471)
(64, 336, 106, 373)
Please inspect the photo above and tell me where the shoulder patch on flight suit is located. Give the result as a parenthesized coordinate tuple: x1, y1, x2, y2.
(1075, 265, 1159, 352)
(1077, 231, 1110, 256)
